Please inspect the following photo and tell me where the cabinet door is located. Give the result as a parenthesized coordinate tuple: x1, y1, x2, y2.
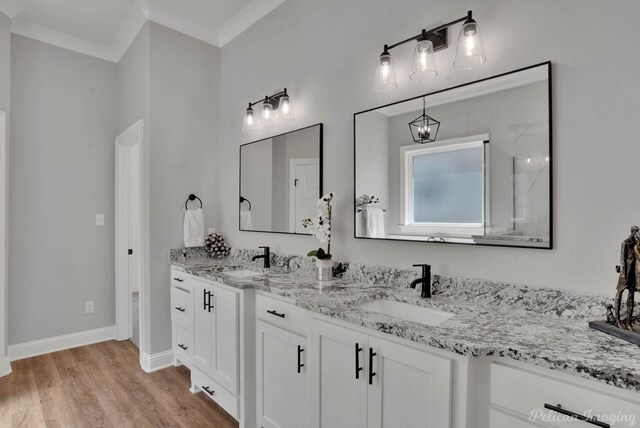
(367, 336, 452, 428)
(257, 321, 309, 428)
(310, 320, 368, 428)
(193, 283, 213, 374)
(212, 284, 239, 394)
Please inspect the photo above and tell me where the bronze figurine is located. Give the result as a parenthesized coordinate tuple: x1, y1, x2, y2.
(614, 226, 640, 330)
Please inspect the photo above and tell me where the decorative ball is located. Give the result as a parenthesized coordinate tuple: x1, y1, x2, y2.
(205, 233, 230, 258)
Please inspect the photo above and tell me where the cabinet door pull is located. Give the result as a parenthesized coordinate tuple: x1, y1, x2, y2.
(203, 289, 207, 310)
(544, 404, 610, 428)
(173, 277, 184, 282)
(207, 290, 213, 312)
(174, 306, 186, 312)
(267, 310, 285, 319)
(178, 344, 188, 351)
(355, 343, 363, 379)
(368, 348, 377, 385)
(202, 386, 215, 396)
(297, 345, 304, 374)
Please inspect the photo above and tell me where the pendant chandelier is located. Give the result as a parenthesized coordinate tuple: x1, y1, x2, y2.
(408, 97, 440, 144)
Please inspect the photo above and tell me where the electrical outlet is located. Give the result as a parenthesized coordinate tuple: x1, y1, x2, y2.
(85, 301, 94, 314)
(96, 214, 104, 226)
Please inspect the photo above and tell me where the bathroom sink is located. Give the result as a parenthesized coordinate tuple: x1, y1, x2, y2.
(222, 269, 263, 279)
(357, 299, 454, 326)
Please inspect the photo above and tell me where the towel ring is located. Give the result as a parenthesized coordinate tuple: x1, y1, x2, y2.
(240, 196, 252, 211)
(185, 194, 203, 210)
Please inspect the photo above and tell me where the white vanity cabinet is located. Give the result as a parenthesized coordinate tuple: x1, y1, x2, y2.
(170, 268, 195, 368)
(490, 361, 640, 428)
(256, 294, 310, 428)
(192, 280, 239, 395)
(309, 319, 453, 428)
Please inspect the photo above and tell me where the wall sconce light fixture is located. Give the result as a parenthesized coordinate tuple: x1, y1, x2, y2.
(374, 10, 486, 92)
(409, 97, 440, 144)
(242, 88, 294, 133)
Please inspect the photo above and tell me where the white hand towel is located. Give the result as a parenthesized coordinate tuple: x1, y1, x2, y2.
(184, 208, 205, 247)
(365, 206, 385, 238)
(240, 209, 252, 230)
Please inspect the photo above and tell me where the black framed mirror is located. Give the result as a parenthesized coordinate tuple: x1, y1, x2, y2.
(354, 62, 552, 249)
(239, 123, 323, 234)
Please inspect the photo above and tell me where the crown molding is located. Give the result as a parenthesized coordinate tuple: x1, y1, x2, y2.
(112, 1, 149, 62)
(217, 0, 286, 46)
(3, 0, 286, 62)
(11, 10, 116, 61)
(148, 3, 218, 46)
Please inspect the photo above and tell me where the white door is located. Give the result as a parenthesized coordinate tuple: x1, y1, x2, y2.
(289, 159, 320, 233)
(310, 320, 368, 428)
(115, 120, 144, 348)
(193, 283, 213, 374)
(257, 320, 309, 428)
(367, 336, 452, 428)
(211, 284, 239, 394)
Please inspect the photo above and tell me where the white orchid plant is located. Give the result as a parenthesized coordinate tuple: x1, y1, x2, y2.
(302, 192, 334, 260)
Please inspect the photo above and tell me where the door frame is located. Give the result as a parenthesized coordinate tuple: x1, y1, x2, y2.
(0, 112, 8, 377)
(288, 157, 320, 233)
(115, 120, 147, 356)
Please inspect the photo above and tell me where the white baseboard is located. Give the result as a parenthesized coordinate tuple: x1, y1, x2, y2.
(140, 349, 174, 373)
(8, 325, 116, 361)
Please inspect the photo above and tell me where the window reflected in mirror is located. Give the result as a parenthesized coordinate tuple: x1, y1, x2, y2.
(354, 62, 551, 248)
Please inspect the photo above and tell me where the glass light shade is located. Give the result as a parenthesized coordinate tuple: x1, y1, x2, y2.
(276, 94, 294, 124)
(242, 107, 255, 133)
(260, 102, 275, 128)
(454, 20, 486, 69)
(374, 53, 397, 92)
(410, 39, 438, 81)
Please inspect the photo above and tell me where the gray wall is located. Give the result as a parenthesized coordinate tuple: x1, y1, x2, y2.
(0, 11, 10, 357)
(9, 35, 117, 344)
(218, 0, 640, 295)
(148, 23, 219, 353)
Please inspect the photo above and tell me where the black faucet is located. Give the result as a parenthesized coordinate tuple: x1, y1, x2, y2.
(410, 264, 431, 298)
(252, 246, 270, 268)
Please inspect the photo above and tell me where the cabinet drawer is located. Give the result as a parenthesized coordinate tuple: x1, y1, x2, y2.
(171, 286, 193, 331)
(490, 409, 540, 428)
(256, 293, 308, 333)
(192, 367, 239, 420)
(170, 268, 190, 288)
(491, 363, 640, 427)
(174, 324, 193, 367)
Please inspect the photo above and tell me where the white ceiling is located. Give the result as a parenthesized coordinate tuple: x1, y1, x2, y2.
(0, 0, 285, 62)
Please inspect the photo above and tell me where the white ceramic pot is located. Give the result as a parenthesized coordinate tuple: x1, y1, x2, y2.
(316, 258, 334, 281)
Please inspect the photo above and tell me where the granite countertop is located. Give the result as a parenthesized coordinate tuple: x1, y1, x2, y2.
(170, 248, 640, 393)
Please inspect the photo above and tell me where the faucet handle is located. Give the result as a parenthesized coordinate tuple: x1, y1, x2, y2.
(412, 264, 431, 268)
(259, 246, 270, 251)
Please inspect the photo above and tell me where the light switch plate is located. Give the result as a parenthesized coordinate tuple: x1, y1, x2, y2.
(96, 214, 104, 226)
(85, 301, 94, 314)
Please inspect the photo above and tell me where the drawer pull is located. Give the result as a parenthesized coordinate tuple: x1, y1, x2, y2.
(368, 348, 377, 385)
(178, 344, 188, 351)
(544, 404, 610, 428)
(297, 345, 304, 374)
(173, 277, 184, 282)
(355, 343, 363, 379)
(174, 306, 186, 312)
(202, 386, 215, 396)
(267, 309, 285, 319)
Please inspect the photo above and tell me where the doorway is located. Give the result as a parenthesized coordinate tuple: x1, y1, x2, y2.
(0, 112, 8, 377)
(115, 120, 144, 353)
(289, 158, 320, 233)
